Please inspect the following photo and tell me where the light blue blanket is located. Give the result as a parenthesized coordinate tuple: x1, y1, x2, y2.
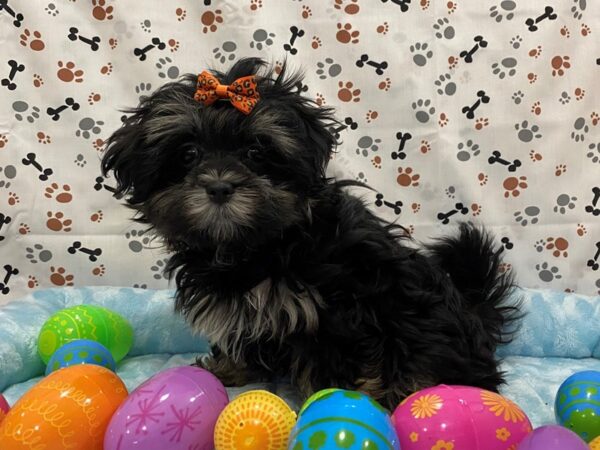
(1, 286, 599, 426)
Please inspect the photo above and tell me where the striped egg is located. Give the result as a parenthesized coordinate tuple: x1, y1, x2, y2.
(288, 389, 400, 450)
(555, 370, 600, 442)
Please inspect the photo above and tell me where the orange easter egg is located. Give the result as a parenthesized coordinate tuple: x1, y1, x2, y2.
(0, 364, 127, 450)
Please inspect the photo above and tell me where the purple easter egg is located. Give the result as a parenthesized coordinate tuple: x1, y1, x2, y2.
(104, 366, 229, 450)
(517, 425, 588, 450)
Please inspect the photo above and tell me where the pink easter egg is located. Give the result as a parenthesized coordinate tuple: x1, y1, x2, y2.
(104, 366, 229, 450)
(392, 385, 532, 450)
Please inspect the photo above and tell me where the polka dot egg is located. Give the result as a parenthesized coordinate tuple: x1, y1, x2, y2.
(392, 385, 532, 450)
(555, 370, 600, 442)
(45, 339, 116, 375)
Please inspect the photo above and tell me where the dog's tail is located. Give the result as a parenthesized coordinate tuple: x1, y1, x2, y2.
(427, 222, 521, 350)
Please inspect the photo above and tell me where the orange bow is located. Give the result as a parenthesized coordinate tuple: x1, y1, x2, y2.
(194, 71, 260, 115)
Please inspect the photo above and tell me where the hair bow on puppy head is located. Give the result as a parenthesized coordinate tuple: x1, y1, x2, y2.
(194, 71, 260, 115)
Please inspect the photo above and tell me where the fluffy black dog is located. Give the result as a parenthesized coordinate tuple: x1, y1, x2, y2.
(102, 58, 520, 409)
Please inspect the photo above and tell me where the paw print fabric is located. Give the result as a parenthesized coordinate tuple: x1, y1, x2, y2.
(0, 0, 598, 302)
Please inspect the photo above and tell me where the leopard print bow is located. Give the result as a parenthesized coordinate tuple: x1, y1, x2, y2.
(194, 70, 260, 115)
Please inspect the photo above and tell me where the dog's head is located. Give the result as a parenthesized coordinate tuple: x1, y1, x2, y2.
(102, 58, 337, 247)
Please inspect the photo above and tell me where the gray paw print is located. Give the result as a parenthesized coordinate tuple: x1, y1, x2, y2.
(26, 244, 53, 263)
(13, 101, 41, 123)
(509, 35, 522, 49)
(492, 58, 517, 79)
(571, 117, 589, 142)
(434, 73, 456, 96)
(554, 194, 577, 214)
(411, 99, 435, 123)
(156, 57, 180, 79)
(74, 154, 87, 167)
(213, 41, 237, 64)
(250, 29, 275, 50)
(572, 0, 586, 19)
(151, 258, 169, 280)
(559, 91, 571, 105)
(135, 82, 152, 102)
(126, 229, 151, 252)
(489, 0, 516, 22)
(133, 283, 148, 289)
(0, 165, 17, 189)
(587, 142, 600, 164)
(316, 58, 342, 79)
(356, 171, 368, 183)
(432, 18, 455, 39)
(409, 42, 433, 67)
(536, 262, 562, 282)
(514, 206, 540, 226)
(512, 91, 524, 104)
(76, 117, 104, 139)
(355, 136, 381, 157)
(445, 186, 456, 198)
(45, 3, 59, 16)
(515, 120, 542, 143)
(456, 140, 480, 161)
(534, 239, 546, 252)
(140, 19, 151, 33)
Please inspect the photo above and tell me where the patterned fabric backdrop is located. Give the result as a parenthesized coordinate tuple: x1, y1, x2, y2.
(0, 0, 599, 303)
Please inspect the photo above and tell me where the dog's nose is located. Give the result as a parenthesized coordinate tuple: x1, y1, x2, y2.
(206, 181, 235, 204)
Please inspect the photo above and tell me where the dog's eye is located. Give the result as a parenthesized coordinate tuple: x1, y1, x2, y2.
(179, 146, 200, 166)
(246, 147, 265, 162)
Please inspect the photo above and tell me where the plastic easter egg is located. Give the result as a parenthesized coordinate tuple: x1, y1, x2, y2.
(0, 364, 127, 450)
(392, 385, 532, 450)
(289, 389, 400, 450)
(590, 435, 600, 449)
(45, 339, 116, 375)
(516, 425, 588, 450)
(104, 366, 229, 450)
(555, 370, 600, 442)
(214, 390, 296, 450)
(38, 304, 133, 364)
(0, 393, 9, 424)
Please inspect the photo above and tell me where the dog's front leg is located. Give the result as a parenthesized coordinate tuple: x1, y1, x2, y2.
(194, 346, 271, 387)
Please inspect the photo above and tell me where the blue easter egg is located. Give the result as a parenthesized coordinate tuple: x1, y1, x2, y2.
(45, 339, 116, 375)
(288, 389, 400, 450)
(555, 370, 600, 442)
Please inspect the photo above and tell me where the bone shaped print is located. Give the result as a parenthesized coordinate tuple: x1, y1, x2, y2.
(134, 37, 166, 61)
(68, 27, 101, 51)
(1, 59, 25, 90)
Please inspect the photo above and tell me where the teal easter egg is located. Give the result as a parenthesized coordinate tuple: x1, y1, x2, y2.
(45, 339, 116, 375)
(555, 370, 600, 442)
(288, 389, 400, 450)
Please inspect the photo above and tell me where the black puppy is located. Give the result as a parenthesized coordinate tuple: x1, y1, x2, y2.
(102, 58, 520, 409)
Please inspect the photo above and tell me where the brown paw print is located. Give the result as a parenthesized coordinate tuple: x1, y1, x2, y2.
(108, 37, 118, 49)
(250, 0, 263, 10)
(397, 167, 420, 187)
(46, 211, 72, 232)
(311, 36, 322, 49)
(475, 117, 489, 130)
(201, 9, 223, 33)
(336, 23, 360, 44)
(498, 262, 512, 274)
(575, 87, 585, 100)
(302, 5, 312, 18)
(20, 29, 45, 51)
(471, 203, 482, 216)
(378, 78, 391, 91)
(92, 264, 106, 276)
(100, 62, 113, 75)
(33, 74, 44, 87)
(478, 172, 489, 186)
(28, 275, 39, 288)
(19, 223, 31, 234)
(176, 7, 187, 21)
(338, 81, 361, 102)
(0, 135, 8, 149)
(8, 192, 20, 205)
(438, 113, 449, 127)
(530, 149, 543, 161)
(581, 24, 591, 36)
(555, 164, 567, 176)
(420, 0, 430, 9)
(448, 55, 459, 69)
(50, 266, 74, 286)
(366, 110, 379, 123)
(376, 22, 389, 34)
(88, 92, 101, 105)
(592, 112, 600, 126)
(560, 26, 570, 38)
(334, 0, 360, 14)
(531, 101, 542, 115)
(315, 93, 325, 106)
(37, 132, 51, 144)
(57, 61, 84, 83)
(372, 156, 382, 169)
(551, 55, 571, 77)
(527, 72, 537, 84)
(274, 61, 283, 75)
(420, 140, 431, 154)
(91, 210, 104, 222)
(168, 39, 180, 52)
(447, 0, 457, 13)
(45, 183, 73, 203)
(412, 203, 421, 213)
(528, 46, 542, 59)
(545, 237, 569, 257)
(93, 138, 106, 151)
(577, 223, 587, 236)
(503, 176, 528, 198)
(92, 0, 114, 20)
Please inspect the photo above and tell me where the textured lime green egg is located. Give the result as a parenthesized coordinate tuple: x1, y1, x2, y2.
(38, 305, 133, 363)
